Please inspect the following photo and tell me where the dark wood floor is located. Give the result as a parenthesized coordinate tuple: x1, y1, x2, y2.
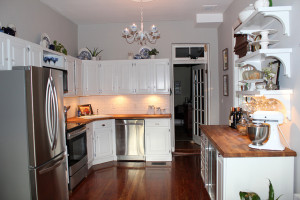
(69, 141, 210, 200)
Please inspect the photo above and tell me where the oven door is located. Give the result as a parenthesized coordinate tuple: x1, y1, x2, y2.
(67, 129, 87, 176)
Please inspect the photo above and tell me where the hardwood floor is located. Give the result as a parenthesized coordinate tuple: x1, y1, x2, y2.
(69, 141, 210, 200)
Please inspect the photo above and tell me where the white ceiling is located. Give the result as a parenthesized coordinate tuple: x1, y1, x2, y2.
(40, 0, 234, 25)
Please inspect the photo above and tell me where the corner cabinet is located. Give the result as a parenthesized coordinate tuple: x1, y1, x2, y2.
(92, 120, 116, 165)
(233, 6, 293, 119)
(145, 119, 172, 161)
(82, 59, 170, 96)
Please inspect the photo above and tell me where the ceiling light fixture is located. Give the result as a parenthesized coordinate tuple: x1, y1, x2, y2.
(122, 0, 160, 45)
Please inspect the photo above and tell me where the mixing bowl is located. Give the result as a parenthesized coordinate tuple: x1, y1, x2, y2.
(247, 124, 269, 145)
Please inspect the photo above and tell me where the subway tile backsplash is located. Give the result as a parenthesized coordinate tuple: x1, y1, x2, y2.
(79, 95, 170, 115)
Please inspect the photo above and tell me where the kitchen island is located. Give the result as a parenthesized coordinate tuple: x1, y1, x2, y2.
(200, 125, 296, 200)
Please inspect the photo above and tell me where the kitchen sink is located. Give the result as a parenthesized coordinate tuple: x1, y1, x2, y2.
(79, 114, 113, 119)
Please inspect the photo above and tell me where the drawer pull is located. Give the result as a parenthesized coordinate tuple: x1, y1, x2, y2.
(102, 124, 105, 126)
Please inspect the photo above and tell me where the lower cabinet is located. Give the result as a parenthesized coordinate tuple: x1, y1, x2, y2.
(201, 132, 295, 200)
(145, 119, 172, 161)
(86, 120, 116, 168)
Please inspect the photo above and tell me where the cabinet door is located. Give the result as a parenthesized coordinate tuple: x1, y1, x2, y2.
(86, 124, 94, 169)
(94, 128, 113, 162)
(153, 61, 170, 94)
(75, 59, 83, 96)
(134, 62, 153, 94)
(28, 43, 42, 67)
(116, 61, 133, 94)
(10, 37, 27, 67)
(0, 35, 8, 70)
(145, 126, 171, 156)
(65, 56, 75, 96)
(83, 62, 99, 95)
(99, 61, 116, 94)
(217, 151, 223, 200)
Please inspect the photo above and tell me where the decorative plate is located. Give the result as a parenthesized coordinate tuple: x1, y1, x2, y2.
(139, 46, 151, 59)
(40, 33, 51, 48)
(78, 48, 92, 60)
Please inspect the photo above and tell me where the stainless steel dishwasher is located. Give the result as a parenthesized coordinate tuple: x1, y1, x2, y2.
(115, 119, 145, 161)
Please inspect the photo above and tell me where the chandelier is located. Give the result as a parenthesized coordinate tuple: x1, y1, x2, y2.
(122, 0, 160, 45)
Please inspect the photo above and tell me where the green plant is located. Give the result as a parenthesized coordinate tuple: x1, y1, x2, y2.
(269, 0, 273, 7)
(262, 65, 276, 80)
(53, 40, 67, 55)
(149, 48, 159, 55)
(240, 179, 282, 200)
(87, 47, 103, 57)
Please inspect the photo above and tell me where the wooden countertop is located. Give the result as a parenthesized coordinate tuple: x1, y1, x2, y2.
(200, 125, 297, 158)
(67, 114, 172, 124)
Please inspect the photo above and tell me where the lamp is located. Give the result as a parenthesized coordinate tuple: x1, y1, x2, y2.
(122, 0, 160, 45)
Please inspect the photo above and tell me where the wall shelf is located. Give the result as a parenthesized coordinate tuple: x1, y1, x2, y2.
(235, 6, 292, 36)
(235, 48, 292, 77)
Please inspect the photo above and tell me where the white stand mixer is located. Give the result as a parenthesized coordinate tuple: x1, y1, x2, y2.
(249, 111, 285, 151)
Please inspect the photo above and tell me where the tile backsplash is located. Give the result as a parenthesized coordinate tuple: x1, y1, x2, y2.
(64, 95, 170, 118)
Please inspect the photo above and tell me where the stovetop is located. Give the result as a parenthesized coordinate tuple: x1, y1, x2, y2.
(66, 122, 86, 133)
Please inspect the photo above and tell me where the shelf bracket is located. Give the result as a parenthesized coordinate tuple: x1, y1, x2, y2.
(261, 10, 290, 36)
(264, 52, 291, 78)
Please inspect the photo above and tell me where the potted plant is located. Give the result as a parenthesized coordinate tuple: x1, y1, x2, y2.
(149, 48, 159, 59)
(87, 47, 103, 60)
(52, 40, 67, 55)
(240, 179, 282, 200)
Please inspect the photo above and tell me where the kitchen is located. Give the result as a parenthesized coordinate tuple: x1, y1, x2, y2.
(0, 0, 300, 199)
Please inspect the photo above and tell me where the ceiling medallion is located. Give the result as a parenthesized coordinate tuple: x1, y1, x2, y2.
(122, 0, 160, 45)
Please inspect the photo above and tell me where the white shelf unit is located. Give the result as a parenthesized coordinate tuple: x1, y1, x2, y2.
(235, 48, 292, 77)
(234, 6, 292, 36)
(234, 6, 293, 121)
(42, 49, 65, 69)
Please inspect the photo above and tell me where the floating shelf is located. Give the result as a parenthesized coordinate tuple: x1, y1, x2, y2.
(236, 89, 293, 120)
(43, 49, 65, 69)
(235, 48, 292, 77)
(235, 6, 292, 36)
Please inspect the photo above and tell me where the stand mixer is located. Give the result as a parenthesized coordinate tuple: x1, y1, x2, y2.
(248, 111, 285, 151)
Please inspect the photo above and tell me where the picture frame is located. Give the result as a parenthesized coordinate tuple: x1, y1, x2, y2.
(78, 104, 93, 116)
(223, 48, 228, 71)
(223, 75, 229, 96)
(174, 81, 182, 95)
(269, 60, 281, 89)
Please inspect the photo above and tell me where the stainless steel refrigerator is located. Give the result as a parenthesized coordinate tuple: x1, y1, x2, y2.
(0, 66, 69, 200)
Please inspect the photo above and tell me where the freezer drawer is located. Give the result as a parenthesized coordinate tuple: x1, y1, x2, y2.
(115, 120, 145, 160)
(29, 153, 69, 200)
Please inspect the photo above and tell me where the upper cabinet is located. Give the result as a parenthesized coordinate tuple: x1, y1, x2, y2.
(233, 6, 293, 119)
(82, 59, 170, 96)
(0, 33, 8, 70)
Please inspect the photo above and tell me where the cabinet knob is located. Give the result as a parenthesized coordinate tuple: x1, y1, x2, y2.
(102, 124, 105, 126)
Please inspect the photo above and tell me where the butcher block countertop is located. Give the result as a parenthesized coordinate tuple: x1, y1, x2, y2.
(200, 125, 297, 158)
(67, 114, 172, 124)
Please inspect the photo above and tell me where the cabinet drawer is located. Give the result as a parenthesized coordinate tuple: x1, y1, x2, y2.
(145, 119, 170, 127)
(93, 120, 113, 129)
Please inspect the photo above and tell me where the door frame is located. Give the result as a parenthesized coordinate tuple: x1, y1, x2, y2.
(170, 43, 210, 148)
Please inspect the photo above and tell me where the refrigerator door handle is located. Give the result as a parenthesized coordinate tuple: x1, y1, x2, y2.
(52, 80, 59, 150)
(39, 153, 66, 175)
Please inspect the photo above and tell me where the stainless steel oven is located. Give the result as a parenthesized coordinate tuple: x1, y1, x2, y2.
(66, 123, 88, 191)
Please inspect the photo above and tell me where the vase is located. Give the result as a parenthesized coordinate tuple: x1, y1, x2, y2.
(92, 57, 97, 61)
(266, 77, 277, 90)
(254, 0, 269, 10)
(150, 55, 156, 59)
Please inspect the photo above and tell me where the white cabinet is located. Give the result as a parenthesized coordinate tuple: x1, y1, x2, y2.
(153, 60, 170, 94)
(75, 59, 83, 96)
(65, 56, 76, 96)
(0, 34, 8, 70)
(216, 151, 223, 200)
(82, 59, 170, 96)
(86, 123, 94, 169)
(133, 61, 153, 94)
(83, 61, 99, 95)
(9, 37, 27, 67)
(98, 61, 116, 94)
(145, 119, 172, 161)
(92, 120, 116, 165)
(115, 60, 133, 94)
(27, 43, 42, 67)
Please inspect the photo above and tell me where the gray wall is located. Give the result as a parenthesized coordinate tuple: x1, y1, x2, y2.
(78, 20, 220, 124)
(0, 0, 78, 56)
(219, 0, 300, 193)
